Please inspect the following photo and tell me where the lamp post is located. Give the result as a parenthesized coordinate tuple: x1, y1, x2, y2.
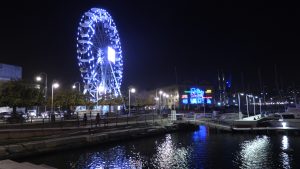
(259, 98, 262, 115)
(246, 94, 249, 117)
(237, 93, 244, 119)
(51, 82, 59, 116)
(36, 72, 47, 112)
(72, 82, 81, 92)
(128, 87, 136, 116)
(159, 90, 163, 114)
(166, 94, 169, 109)
(36, 72, 48, 99)
(254, 96, 258, 115)
(163, 93, 167, 109)
(247, 95, 255, 116)
(155, 97, 159, 111)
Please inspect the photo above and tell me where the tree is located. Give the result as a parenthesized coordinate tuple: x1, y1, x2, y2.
(0, 80, 44, 114)
(97, 93, 124, 113)
(50, 89, 88, 118)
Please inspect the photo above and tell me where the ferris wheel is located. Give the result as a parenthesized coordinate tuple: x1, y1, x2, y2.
(76, 8, 123, 101)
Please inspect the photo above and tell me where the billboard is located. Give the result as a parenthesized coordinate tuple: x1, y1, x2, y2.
(181, 87, 212, 105)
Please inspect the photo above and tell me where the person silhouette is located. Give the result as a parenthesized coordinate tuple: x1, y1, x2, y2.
(83, 113, 87, 126)
(96, 113, 100, 127)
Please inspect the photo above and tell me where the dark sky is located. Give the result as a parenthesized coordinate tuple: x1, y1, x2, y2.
(1, 0, 300, 91)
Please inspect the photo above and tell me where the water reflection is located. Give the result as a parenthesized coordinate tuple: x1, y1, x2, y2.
(280, 135, 291, 169)
(22, 127, 300, 169)
(193, 125, 208, 142)
(72, 133, 192, 169)
(151, 134, 190, 169)
(236, 136, 273, 169)
(72, 146, 144, 169)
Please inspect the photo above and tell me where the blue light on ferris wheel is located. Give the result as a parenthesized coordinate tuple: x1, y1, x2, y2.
(108, 46, 116, 64)
(76, 8, 123, 101)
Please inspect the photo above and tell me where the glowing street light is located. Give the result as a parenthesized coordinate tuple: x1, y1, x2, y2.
(72, 82, 81, 92)
(238, 93, 244, 119)
(36, 76, 42, 81)
(35, 72, 48, 99)
(35, 72, 48, 113)
(128, 87, 136, 116)
(51, 82, 60, 115)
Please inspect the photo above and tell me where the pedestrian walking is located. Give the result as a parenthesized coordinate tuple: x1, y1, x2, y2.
(96, 113, 100, 127)
(83, 113, 87, 126)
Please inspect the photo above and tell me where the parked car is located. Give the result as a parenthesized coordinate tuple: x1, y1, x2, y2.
(27, 110, 37, 117)
(0, 112, 11, 120)
(40, 111, 50, 118)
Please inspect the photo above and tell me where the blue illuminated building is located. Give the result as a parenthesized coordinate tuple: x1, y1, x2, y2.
(0, 63, 22, 82)
(150, 84, 214, 111)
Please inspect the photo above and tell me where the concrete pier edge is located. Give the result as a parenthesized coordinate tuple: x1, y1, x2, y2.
(0, 123, 197, 160)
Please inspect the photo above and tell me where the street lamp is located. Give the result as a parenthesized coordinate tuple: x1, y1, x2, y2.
(128, 87, 136, 116)
(72, 82, 81, 92)
(259, 97, 262, 115)
(253, 96, 258, 115)
(51, 82, 60, 115)
(35, 72, 48, 99)
(155, 97, 159, 110)
(159, 90, 163, 114)
(246, 95, 250, 117)
(247, 95, 256, 116)
(35, 72, 47, 113)
(238, 93, 244, 119)
(246, 94, 257, 117)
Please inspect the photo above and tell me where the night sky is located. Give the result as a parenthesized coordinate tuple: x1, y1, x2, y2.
(1, 0, 299, 92)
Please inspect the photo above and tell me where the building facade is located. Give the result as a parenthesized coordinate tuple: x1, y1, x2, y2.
(0, 63, 22, 82)
(150, 84, 214, 111)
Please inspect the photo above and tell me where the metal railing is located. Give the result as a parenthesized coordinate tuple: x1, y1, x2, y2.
(0, 112, 171, 129)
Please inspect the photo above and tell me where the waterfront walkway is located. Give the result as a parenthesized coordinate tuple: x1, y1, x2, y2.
(0, 159, 55, 169)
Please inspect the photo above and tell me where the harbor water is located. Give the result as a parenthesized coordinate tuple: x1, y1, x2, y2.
(19, 125, 300, 169)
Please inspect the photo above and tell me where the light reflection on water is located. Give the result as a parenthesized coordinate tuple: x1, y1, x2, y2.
(280, 135, 291, 169)
(20, 125, 300, 169)
(151, 134, 190, 169)
(70, 146, 145, 169)
(234, 135, 274, 169)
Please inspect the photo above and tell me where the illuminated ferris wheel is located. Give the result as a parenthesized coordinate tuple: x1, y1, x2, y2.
(76, 8, 123, 101)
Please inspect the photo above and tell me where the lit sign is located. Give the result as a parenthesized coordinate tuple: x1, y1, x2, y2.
(182, 87, 212, 105)
(190, 88, 204, 104)
(181, 95, 188, 99)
